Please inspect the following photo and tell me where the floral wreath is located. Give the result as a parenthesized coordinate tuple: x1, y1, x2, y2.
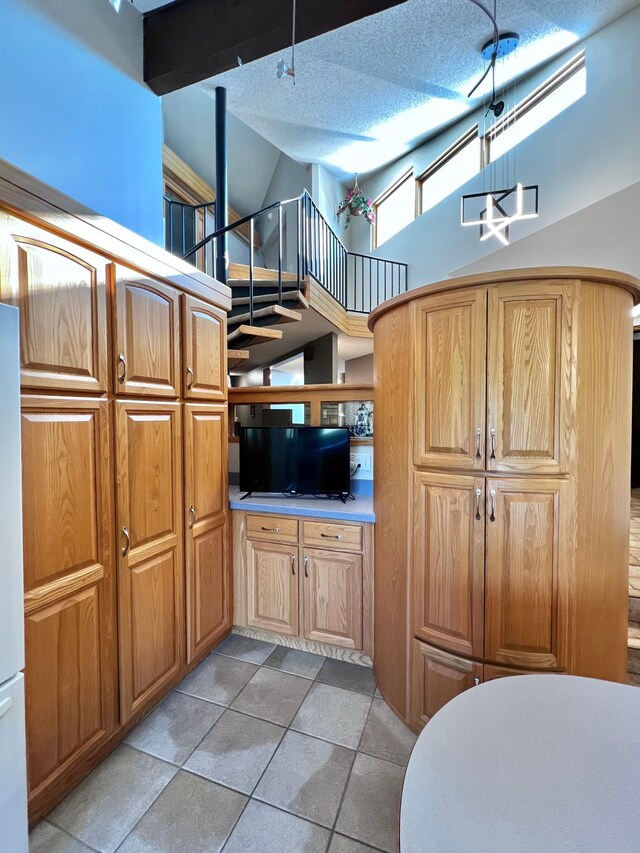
(336, 176, 375, 228)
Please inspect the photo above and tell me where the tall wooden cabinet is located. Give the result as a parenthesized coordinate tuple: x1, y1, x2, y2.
(0, 207, 231, 822)
(370, 268, 639, 732)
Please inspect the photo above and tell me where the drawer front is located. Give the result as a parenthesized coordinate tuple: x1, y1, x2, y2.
(246, 514, 298, 544)
(303, 521, 363, 552)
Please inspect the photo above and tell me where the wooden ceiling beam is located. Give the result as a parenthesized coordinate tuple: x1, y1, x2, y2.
(144, 0, 410, 95)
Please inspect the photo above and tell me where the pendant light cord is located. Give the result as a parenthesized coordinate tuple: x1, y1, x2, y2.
(291, 0, 296, 83)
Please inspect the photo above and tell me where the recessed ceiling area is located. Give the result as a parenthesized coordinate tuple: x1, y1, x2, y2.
(197, 0, 638, 179)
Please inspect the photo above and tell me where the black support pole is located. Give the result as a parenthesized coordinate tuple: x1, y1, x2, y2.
(215, 86, 228, 284)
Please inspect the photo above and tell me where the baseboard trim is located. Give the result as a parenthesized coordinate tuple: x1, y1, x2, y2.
(232, 626, 373, 667)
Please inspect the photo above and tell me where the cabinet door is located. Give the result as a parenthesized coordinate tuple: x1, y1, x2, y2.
(182, 295, 227, 401)
(115, 400, 184, 721)
(184, 403, 230, 664)
(302, 548, 363, 650)
(487, 281, 577, 474)
(113, 267, 181, 397)
(0, 215, 108, 393)
(246, 541, 299, 636)
(412, 473, 484, 659)
(410, 640, 482, 731)
(21, 397, 116, 805)
(485, 478, 569, 671)
(413, 289, 486, 470)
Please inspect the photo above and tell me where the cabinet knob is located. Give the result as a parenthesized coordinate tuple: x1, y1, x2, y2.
(474, 676, 480, 686)
(475, 428, 482, 461)
(291, 553, 296, 576)
(121, 526, 130, 557)
(320, 533, 342, 540)
(117, 352, 127, 384)
(475, 487, 482, 521)
(186, 365, 194, 389)
(490, 427, 496, 461)
(261, 526, 280, 533)
(489, 489, 496, 523)
(189, 505, 196, 529)
(304, 555, 309, 578)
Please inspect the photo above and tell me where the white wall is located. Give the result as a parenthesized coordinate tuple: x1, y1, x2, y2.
(311, 164, 352, 250)
(350, 6, 640, 285)
(260, 152, 312, 273)
(162, 87, 282, 217)
(0, 0, 164, 244)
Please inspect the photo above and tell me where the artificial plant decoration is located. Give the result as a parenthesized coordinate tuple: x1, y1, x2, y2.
(336, 176, 375, 228)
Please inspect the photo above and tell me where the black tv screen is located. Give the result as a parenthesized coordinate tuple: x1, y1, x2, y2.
(240, 426, 350, 496)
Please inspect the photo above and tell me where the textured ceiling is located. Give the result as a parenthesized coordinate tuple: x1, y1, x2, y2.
(194, 0, 639, 179)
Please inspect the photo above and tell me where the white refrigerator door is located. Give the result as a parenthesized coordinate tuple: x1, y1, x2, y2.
(0, 304, 24, 683)
(0, 673, 28, 853)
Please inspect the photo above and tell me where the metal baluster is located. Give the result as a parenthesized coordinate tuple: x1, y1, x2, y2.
(377, 259, 380, 307)
(297, 197, 302, 286)
(168, 200, 174, 254)
(249, 218, 254, 324)
(182, 204, 186, 257)
(278, 205, 283, 305)
(369, 256, 372, 313)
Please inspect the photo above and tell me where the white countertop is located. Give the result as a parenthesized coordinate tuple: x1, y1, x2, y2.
(401, 674, 640, 853)
(228, 487, 375, 523)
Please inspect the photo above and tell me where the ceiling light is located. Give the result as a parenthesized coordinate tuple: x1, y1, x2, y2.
(277, 0, 296, 83)
(277, 59, 295, 80)
(481, 32, 520, 60)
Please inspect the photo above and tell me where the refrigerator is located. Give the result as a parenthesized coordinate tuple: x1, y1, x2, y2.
(0, 304, 28, 851)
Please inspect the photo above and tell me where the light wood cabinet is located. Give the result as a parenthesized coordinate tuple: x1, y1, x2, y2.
(484, 477, 568, 671)
(414, 289, 486, 470)
(487, 281, 576, 474)
(410, 640, 482, 731)
(370, 268, 637, 730)
(113, 267, 181, 398)
(115, 400, 184, 722)
(247, 540, 299, 636)
(0, 216, 109, 393)
(184, 403, 230, 663)
(20, 397, 117, 807)
(302, 548, 363, 649)
(412, 472, 484, 659)
(182, 295, 226, 401)
(235, 510, 373, 656)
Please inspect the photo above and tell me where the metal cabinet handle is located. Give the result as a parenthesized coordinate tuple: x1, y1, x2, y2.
(304, 555, 309, 578)
(489, 427, 496, 461)
(291, 553, 296, 576)
(489, 489, 496, 523)
(475, 428, 482, 461)
(189, 505, 196, 529)
(475, 487, 482, 521)
(261, 526, 280, 533)
(474, 676, 480, 686)
(117, 352, 127, 384)
(121, 526, 130, 556)
(320, 533, 342, 540)
(186, 366, 194, 389)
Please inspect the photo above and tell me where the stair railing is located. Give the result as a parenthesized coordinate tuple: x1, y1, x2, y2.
(177, 190, 408, 323)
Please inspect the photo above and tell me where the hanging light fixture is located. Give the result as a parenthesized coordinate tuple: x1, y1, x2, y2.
(277, 0, 296, 82)
(461, 0, 538, 246)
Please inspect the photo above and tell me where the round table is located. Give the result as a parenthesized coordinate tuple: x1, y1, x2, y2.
(400, 675, 640, 852)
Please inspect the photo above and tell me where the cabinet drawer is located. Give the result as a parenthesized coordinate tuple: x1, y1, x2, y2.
(303, 520, 363, 551)
(247, 514, 298, 543)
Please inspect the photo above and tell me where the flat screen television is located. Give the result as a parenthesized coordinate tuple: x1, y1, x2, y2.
(240, 426, 350, 498)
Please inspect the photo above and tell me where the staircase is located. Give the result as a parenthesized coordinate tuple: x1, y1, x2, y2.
(168, 189, 409, 370)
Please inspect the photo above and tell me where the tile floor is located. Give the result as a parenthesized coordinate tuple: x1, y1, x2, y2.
(30, 634, 417, 853)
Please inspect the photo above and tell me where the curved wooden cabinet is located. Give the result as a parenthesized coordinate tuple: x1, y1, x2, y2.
(370, 268, 639, 731)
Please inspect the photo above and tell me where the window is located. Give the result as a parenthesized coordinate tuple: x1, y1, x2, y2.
(373, 169, 415, 248)
(418, 126, 481, 215)
(486, 51, 586, 162)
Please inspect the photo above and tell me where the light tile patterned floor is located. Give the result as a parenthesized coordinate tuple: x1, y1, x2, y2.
(31, 635, 416, 853)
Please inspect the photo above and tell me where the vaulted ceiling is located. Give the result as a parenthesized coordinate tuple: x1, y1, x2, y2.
(134, 0, 639, 179)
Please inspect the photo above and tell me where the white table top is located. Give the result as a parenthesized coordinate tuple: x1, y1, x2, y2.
(401, 675, 640, 853)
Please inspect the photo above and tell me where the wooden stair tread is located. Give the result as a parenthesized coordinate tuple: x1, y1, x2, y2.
(228, 304, 302, 327)
(229, 263, 300, 282)
(231, 291, 309, 309)
(227, 349, 250, 369)
(227, 325, 283, 347)
(228, 279, 301, 289)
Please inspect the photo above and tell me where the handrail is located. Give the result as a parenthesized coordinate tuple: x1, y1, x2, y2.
(170, 188, 408, 319)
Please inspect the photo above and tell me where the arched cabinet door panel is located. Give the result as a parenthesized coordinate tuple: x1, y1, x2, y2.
(112, 267, 181, 398)
(487, 280, 577, 475)
(410, 640, 482, 732)
(182, 295, 227, 401)
(0, 216, 109, 393)
(413, 288, 487, 471)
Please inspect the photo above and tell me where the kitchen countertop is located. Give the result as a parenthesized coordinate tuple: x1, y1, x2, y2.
(400, 674, 640, 852)
(228, 487, 375, 523)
